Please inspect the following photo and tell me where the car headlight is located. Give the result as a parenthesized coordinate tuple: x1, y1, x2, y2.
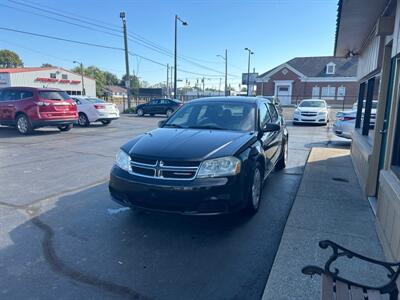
(318, 110, 327, 115)
(115, 150, 131, 172)
(197, 156, 241, 178)
(294, 109, 300, 115)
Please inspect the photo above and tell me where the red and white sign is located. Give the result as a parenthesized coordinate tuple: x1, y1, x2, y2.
(35, 77, 81, 84)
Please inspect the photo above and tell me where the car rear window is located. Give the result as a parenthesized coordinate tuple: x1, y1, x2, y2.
(87, 98, 106, 104)
(39, 91, 70, 100)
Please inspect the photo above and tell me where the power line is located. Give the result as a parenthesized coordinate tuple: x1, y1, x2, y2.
(0, 27, 124, 51)
(8, 0, 238, 75)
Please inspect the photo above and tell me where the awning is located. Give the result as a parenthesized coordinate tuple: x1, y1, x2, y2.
(334, 0, 390, 57)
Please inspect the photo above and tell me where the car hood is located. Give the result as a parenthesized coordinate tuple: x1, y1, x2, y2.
(122, 128, 256, 161)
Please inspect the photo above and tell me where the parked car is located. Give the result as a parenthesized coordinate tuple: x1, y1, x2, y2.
(72, 96, 119, 126)
(109, 97, 288, 215)
(257, 96, 283, 113)
(333, 100, 378, 139)
(136, 98, 182, 117)
(0, 87, 77, 135)
(293, 99, 329, 125)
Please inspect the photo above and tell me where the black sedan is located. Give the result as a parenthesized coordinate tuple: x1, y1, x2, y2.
(136, 98, 182, 117)
(109, 97, 288, 215)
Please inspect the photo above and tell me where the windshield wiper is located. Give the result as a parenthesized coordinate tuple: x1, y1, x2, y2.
(188, 125, 225, 130)
(163, 124, 186, 128)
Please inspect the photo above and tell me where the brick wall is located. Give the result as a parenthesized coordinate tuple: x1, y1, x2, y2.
(256, 67, 358, 107)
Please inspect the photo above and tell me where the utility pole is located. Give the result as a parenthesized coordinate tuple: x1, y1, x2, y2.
(219, 78, 222, 96)
(73, 61, 85, 96)
(120, 12, 131, 108)
(174, 15, 188, 100)
(202, 77, 205, 93)
(244, 47, 254, 96)
(166, 64, 170, 98)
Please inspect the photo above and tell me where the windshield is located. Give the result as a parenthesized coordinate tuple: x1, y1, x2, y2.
(164, 102, 256, 131)
(39, 91, 70, 100)
(87, 98, 106, 104)
(299, 101, 326, 108)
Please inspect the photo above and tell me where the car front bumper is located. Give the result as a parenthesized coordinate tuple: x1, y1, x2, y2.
(293, 115, 328, 124)
(333, 121, 354, 139)
(109, 166, 246, 215)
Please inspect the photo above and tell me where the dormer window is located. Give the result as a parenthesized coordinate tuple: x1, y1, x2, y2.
(326, 62, 336, 75)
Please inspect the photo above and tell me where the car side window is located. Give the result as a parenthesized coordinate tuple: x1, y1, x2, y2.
(259, 103, 271, 128)
(2, 89, 19, 101)
(159, 99, 169, 104)
(267, 103, 279, 122)
(73, 98, 82, 105)
(20, 91, 33, 99)
(150, 100, 159, 105)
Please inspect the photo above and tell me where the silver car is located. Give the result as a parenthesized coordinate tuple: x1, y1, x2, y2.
(333, 100, 378, 139)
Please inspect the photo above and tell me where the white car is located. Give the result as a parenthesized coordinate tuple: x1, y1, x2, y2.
(333, 100, 378, 139)
(72, 96, 119, 126)
(293, 99, 329, 125)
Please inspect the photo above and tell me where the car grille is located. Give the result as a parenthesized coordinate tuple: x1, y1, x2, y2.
(129, 157, 200, 180)
(301, 112, 317, 117)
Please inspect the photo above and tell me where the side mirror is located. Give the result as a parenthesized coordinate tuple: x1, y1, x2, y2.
(158, 120, 166, 127)
(262, 123, 281, 132)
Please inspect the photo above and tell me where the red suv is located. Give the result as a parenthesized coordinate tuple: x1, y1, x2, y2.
(0, 87, 78, 134)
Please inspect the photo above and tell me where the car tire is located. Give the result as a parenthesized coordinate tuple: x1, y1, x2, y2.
(292, 121, 297, 126)
(78, 113, 90, 127)
(245, 162, 263, 215)
(137, 108, 144, 117)
(101, 120, 111, 125)
(275, 138, 288, 170)
(166, 109, 173, 118)
(58, 124, 73, 132)
(16, 114, 33, 135)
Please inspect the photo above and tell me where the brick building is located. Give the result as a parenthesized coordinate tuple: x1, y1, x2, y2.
(256, 56, 359, 106)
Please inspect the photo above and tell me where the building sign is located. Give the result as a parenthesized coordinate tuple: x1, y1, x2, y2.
(242, 73, 258, 85)
(35, 77, 80, 84)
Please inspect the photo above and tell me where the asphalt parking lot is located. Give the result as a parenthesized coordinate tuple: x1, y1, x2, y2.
(0, 114, 350, 300)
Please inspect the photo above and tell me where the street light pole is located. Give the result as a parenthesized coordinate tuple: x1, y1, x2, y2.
(120, 11, 131, 108)
(73, 61, 85, 96)
(244, 48, 254, 96)
(217, 49, 228, 96)
(174, 15, 187, 100)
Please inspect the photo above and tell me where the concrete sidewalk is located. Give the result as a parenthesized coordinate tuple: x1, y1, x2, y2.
(262, 147, 387, 299)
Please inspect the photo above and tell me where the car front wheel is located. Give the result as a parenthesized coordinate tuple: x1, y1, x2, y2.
(137, 108, 144, 117)
(16, 114, 33, 135)
(246, 163, 263, 214)
(78, 113, 90, 127)
(101, 120, 111, 125)
(58, 124, 73, 132)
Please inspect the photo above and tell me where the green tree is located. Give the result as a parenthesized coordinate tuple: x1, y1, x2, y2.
(0, 49, 23, 68)
(41, 63, 54, 67)
(121, 74, 140, 90)
(104, 71, 119, 85)
(72, 65, 110, 97)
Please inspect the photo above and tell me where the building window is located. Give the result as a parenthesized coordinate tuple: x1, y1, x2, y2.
(50, 73, 56, 79)
(337, 86, 346, 100)
(392, 101, 400, 178)
(326, 62, 336, 75)
(62, 74, 68, 80)
(312, 86, 320, 98)
(321, 86, 336, 100)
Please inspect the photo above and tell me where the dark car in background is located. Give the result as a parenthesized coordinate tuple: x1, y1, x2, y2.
(136, 98, 182, 117)
(0, 87, 78, 135)
(109, 97, 288, 216)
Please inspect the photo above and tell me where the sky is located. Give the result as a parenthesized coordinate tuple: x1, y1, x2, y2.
(0, 0, 338, 90)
